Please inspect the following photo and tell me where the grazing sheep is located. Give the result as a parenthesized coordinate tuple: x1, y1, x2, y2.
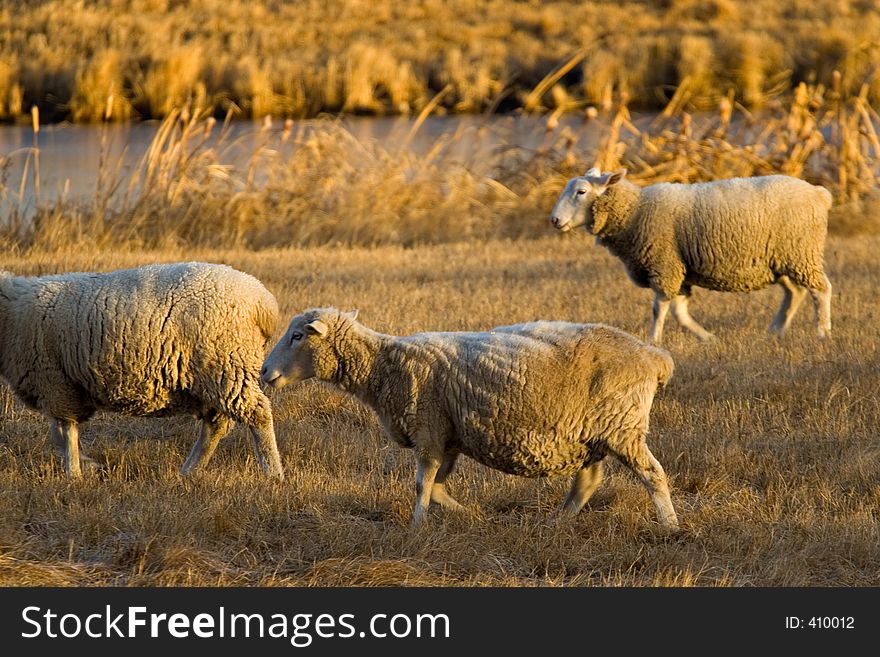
(261, 308, 678, 529)
(0, 262, 284, 479)
(550, 169, 833, 343)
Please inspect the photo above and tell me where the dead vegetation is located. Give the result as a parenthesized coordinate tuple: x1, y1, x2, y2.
(0, 237, 878, 586)
(2, 77, 879, 252)
(1, 0, 880, 122)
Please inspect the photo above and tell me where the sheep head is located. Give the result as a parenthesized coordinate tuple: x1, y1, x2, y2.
(261, 307, 359, 389)
(550, 168, 627, 235)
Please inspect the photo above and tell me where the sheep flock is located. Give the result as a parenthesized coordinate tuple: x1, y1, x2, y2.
(0, 171, 836, 534)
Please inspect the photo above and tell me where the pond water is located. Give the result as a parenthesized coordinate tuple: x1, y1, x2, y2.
(0, 114, 612, 217)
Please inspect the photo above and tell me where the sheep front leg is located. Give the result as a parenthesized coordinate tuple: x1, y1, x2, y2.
(412, 454, 442, 526)
(181, 414, 234, 475)
(557, 460, 605, 517)
(51, 419, 82, 479)
(649, 293, 671, 344)
(50, 419, 100, 474)
(431, 452, 464, 511)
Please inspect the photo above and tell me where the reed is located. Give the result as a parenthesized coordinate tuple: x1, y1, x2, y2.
(2, 79, 877, 252)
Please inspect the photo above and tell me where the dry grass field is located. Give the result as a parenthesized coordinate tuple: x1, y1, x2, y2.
(1, 234, 878, 587)
(1, 4, 879, 587)
(1, 0, 880, 122)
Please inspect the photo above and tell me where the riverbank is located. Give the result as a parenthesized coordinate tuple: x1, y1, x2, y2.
(2, 83, 878, 252)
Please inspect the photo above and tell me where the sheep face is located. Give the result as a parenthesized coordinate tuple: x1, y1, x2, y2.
(261, 308, 359, 389)
(260, 316, 322, 389)
(550, 168, 626, 233)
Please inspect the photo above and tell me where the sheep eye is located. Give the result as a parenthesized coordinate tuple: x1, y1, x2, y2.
(575, 189, 587, 196)
(289, 331, 303, 343)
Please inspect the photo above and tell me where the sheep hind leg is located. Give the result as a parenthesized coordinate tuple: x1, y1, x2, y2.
(557, 460, 605, 517)
(431, 452, 464, 511)
(50, 419, 99, 475)
(613, 441, 679, 530)
(247, 407, 284, 480)
(671, 293, 714, 342)
(649, 293, 671, 344)
(808, 273, 832, 338)
(180, 413, 234, 475)
(769, 275, 807, 336)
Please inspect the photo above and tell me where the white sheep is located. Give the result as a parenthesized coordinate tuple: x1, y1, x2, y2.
(0, 262, 284, 479)
(550, 169, 833, 343)
(261, 308, 678, 529)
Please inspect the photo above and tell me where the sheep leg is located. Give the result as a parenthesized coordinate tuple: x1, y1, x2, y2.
(50, 419, 82, 479)
(769, 275, 807, 336)
(412, 454, 442, 526)
(557, 460, 605, 516)
(649, 293, 671, 344)
(431, 452, 464, 511)
(181, 414, 234, 475)
(50, 419, 100, 473)
(613, 442, 679, 530)
(808, 273, 832, 338)
(247, 411, 285, 480)
(671, 294, 714, 342)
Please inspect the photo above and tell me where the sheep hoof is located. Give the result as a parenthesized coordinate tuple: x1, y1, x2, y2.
(544, 513, 567, 529)
(82, 456, 103, 472)
(657, 518, 682, 534)
(56, 451, 102, 476)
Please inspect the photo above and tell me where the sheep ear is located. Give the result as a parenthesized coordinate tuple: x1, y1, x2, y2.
(305, 319, 328, 336)
(585, 167, 601, 178)
(606, 169, 627, 186)
(345, 309, 359, 320)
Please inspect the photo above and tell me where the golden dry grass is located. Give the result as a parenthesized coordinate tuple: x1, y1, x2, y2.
(1, 235, 878, 586)
(1, 0, 880, 122)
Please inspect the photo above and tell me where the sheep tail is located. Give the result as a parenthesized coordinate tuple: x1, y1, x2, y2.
(648, 346, 675, 389)
(815, 185, 833, 211)
(254, 297, 280, 341)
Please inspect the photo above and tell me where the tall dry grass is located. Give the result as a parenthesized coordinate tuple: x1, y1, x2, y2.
(2, 80, 879, 252)
(0, 1, 879, 122)
(0, 237, 877, 586)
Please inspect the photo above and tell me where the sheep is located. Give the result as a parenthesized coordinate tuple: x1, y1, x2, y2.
(550, 169, 833, 343)
(261, 308, 678, 529)
(0, 262, 284, 480)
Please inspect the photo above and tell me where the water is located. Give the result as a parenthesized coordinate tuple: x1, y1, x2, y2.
(0, 114, 609, 217)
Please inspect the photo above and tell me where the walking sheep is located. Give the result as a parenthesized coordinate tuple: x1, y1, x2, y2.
(550, 169, 833, 343)
(261, 308, 678, 529)
(0, 262, 284, 479)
